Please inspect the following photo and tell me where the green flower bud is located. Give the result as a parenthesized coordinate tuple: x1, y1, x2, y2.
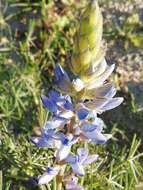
(70, 0, 104, 78)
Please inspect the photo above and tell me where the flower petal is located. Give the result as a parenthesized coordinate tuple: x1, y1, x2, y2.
(48, 90, 60, 101)
(93, 58, 107, 76)
(41, 95, 57, 113)
(65, 176, 84, 190)
(84, 98, 108, 110)
(85, 64, 115, 89)
(63, 99, 73, 111)
(77, 148, 88, 163)
(66, 154, 77, 164)
(100, 97, 124, 111)
(30, 136, 47, 148)
(38, 167, 59, 185)
(30, 136, 58, 148)
(45, 166, 59, 175)
(66, 186, 84, 190)
(56, 144, 71, 160)
(54, 64, 73, 93)
(45, 116, 67, 130)
(82, 122, 98, 132)
(83, 155, 99, 165)
(28, 177, 38, 185)
(55, 64, 70, 81)
(71, 163, 85, 176)
(84, 83, 116, 100)
(92, 117, 105, 132)
(77, 108, 89, 120)
(81, 123, 111, 144)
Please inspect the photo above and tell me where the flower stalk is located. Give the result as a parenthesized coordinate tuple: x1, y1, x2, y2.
(56, 165, 66, 190)
(28, 1, 123, 189)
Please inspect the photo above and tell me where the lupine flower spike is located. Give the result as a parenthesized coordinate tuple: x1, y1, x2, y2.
(29, 0, 123, 189)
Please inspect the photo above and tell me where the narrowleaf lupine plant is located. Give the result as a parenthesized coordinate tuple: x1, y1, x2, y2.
(29, 0, 123, 189)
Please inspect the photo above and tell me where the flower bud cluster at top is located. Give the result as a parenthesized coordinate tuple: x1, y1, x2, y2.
(29, 1, 123, 189)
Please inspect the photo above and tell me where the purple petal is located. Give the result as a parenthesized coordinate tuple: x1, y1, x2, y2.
(77, 108, 89, 120)
(30, 136, 47, 148)
(41, 95, 57, 113)
(91, 117, 105, 132)
(45, 116, 67, 129)
(30, 136, 58, 148)
(83, 129, 110, 144)
(66, 186, 84, 190)
(69, 136, 78, 145)
(48, 90, 60, 101)
(86, 83, 116, 99)
(100, 97, 124, 111)
(58, 133, 77, 146)
(54, 64, 73, 93)
(65, 176, 84, 190)
(28, 177, 38, 185)
(30, 129, 59, 148)
(83, 155, 99, 165)
(69, 176, 78, 185)
(77, 148, 89, 163)
(66, 154, 77, 164)
(86, 64, 115, 89)
(46, 166, 59, 175)
(59, 133, 69, 145)
(96, 83, 116, 98)
(56, 144, 71, 160)
(64, 100, 73, 111)
(71, 163, 85, 176)
(55, 64, 70, 81)
(84, 98, 108, 110)
(81, 123, 98, 132)
(38, 167, 59, 185)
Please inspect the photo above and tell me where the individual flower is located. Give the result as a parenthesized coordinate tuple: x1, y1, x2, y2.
(56, 133, 78, 161)
(41, 90, 73, 114)
(44, 115, 69, 130)
(30, 129, 60, 149)
(66, 148, 98, 176)
(54, 64, 85, 95)
(80, 117, 112, 144)
(64, 176, 84, 190)
(29, 166, 59, 185)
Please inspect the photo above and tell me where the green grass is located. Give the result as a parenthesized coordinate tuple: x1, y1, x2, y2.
(0, 0, 143, 189)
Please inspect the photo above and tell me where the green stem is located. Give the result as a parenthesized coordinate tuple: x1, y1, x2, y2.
(53, 177, 57, 190)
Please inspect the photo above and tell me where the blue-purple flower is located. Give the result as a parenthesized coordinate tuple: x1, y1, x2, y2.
(54, 64, 85, 95)
(80, 117, 112, 144)
(56, 133, 78, 161)
(66, 148, 98, 176)
(29, 166, 59, 185)
(41, 90, 73, 114)
(30, 129, 60, 148)
(64, 176, 84, 190)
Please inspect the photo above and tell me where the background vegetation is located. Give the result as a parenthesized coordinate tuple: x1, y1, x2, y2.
(0, 0, 143, 189)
